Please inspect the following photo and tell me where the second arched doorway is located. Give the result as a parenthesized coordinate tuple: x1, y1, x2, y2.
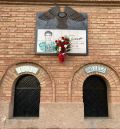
(83, 75, 108, 117)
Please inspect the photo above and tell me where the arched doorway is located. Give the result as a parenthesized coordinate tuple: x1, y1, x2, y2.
(83, 75, 108, 117)
(13, 74, 40, 117)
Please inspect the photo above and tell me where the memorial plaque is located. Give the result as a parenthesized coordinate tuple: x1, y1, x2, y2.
(36, 6, 88, 55)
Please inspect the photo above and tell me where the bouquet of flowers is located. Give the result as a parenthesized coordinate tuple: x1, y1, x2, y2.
(55, 36, 71, 63)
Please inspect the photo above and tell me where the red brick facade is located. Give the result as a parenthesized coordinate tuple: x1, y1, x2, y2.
(0, 1, 120, 129)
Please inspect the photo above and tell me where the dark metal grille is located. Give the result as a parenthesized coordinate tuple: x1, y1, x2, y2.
(13, 75, 40, 117)
(83, 75, 108, 117)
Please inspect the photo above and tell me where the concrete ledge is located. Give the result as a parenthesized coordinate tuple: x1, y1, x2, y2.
(0, 102, 120, 129)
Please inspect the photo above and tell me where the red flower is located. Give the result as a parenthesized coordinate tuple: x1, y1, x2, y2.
(64, 42, 69, 45)
(64, 38, 69, 41)
(55, 36, 71, 63)
(62, 37, 65, 40)
(57, 42, 61, 46)
(58, 40, 61, 43)
(61, 45, 64, 48)
(61, 47, 65, 53)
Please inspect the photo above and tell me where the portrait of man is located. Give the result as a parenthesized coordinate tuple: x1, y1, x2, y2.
(39, 31, 56, 53)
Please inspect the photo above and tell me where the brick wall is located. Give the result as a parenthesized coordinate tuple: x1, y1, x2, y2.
(0, 4, 120, 102)
(0, 1, 120, 129)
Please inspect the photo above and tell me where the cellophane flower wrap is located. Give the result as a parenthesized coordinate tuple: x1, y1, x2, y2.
(55, 36, 71, 63)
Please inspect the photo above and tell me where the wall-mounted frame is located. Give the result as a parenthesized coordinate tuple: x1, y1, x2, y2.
(36, 6, 88, 55)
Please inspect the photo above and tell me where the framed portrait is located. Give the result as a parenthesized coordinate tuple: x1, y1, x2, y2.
(36, 6, 88, 55)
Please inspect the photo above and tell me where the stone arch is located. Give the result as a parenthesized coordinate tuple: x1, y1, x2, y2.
(71, 63, 120, 118)
(71, 63, 120, 103)
(0, 62, 55, 103)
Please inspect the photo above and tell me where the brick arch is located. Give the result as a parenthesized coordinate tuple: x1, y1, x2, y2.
(0, 62, 55, 103)
(71, 63, 120, 104)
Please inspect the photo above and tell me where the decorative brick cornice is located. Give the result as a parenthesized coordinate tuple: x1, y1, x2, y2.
(0, 0, 120, 6)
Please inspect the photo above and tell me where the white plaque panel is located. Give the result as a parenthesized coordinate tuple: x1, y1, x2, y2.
(36, 29, 87, 54)
(16, 65, 39, 74)
(85, 65, 107, 74)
